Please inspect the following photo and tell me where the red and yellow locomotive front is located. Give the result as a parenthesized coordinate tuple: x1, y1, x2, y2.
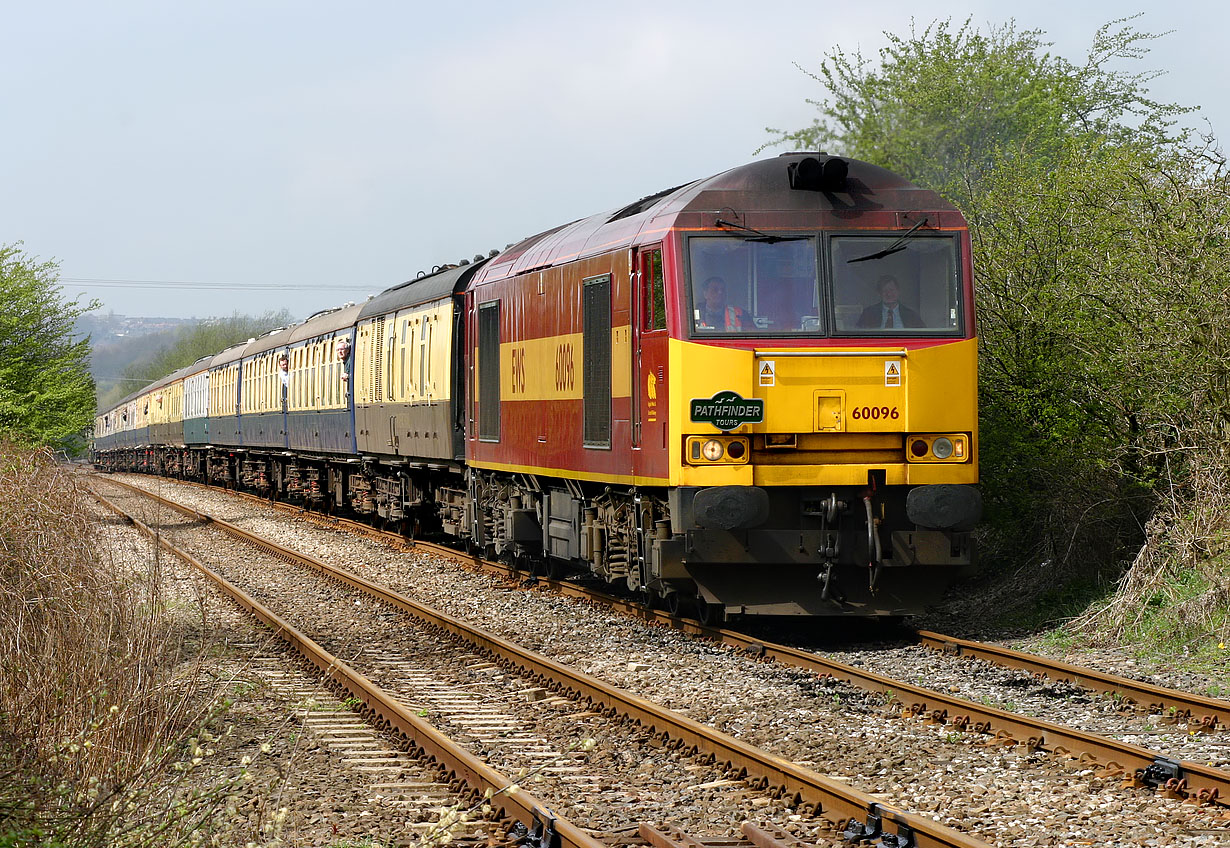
(466, 154, 980, 619)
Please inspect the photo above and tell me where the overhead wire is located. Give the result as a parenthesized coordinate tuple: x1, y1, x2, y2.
(61, 277, 375, 291)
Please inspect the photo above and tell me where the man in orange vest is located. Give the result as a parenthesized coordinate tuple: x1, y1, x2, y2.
(697, 276, 745, 331)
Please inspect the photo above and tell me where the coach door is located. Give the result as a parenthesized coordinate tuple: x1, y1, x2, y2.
(632, 245, 668, 480)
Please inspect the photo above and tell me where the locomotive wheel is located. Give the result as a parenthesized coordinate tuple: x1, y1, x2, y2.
(663, 591, 682, 617)
(695, 595, 724, 626)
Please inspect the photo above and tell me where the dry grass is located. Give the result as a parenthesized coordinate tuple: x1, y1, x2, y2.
(1071, 459, 1230, 667)
(0, 442, 233, 846)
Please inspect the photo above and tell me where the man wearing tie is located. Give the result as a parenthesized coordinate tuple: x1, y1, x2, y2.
(856, 275, 924, 330)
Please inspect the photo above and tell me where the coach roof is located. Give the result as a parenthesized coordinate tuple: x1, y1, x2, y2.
(243, 325, 295, 358)
(357, 261, 484, 321)
(290, 303, 363, 343)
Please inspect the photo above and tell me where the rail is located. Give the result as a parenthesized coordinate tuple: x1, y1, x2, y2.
(95, 473, 1230, 809)
(94, 475, 991, 848)
(91, 487, 604, 848)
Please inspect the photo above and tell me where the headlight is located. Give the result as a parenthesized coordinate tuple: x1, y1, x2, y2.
(685, 435, 750, 464)
(905, 434, 968, 462)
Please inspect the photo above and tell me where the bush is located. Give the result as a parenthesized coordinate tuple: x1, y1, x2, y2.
(0, 442, 229, 846)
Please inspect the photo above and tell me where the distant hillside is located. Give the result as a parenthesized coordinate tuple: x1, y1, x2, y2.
(85, 314, 204, 409)
(90, 311, 294, 410)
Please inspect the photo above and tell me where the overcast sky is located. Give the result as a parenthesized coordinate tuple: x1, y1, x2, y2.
(4, 1, 1225, 321)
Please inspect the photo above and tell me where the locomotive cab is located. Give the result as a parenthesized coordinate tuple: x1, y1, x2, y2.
(641, 155, 983, 619)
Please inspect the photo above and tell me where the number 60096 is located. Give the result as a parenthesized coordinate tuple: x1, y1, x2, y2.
(850, 406, 899, 420)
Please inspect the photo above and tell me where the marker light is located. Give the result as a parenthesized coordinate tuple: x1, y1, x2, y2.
(701, 439, 725, 461)
(932, 437, 954, 459)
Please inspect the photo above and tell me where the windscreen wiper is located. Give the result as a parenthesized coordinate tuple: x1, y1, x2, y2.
(714, 218, 807, 243)
(846, 216, 929, 263)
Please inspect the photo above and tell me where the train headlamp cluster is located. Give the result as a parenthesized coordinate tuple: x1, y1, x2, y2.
(686, 435, 750, 465)
(907, 434, 969, 462)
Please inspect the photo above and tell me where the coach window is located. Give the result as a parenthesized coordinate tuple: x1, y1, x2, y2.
(327, 340, 336, 407)
(829, 233, 962, 336)
(312, 344, 320, 405)
(400, 320, 409, 402)
(412, 318, 421, 399)
(419, 316, 430, 398)
(295, 349, 304, 409)
(314, 344, 322, 405)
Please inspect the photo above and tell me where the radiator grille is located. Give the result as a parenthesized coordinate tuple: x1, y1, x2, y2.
(583, 275, 611, 447)
(478, 301, 500, 441)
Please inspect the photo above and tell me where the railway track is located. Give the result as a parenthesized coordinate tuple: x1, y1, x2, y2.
(92, 475, 989, 848)
(116, 477, 1227, 734)
(94, 473, 1230, 841)
(91, 486, 580, 848)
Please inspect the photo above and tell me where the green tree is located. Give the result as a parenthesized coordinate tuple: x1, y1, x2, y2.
(0, 244, 98, 451)
(767, 17, 1230, 635)
(765, 17, 1192, 208)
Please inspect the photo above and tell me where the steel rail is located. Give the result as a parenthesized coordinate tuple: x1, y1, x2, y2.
(90, 487, 603, 848)
(913, 630, 1230, 731)
(262, 502, 1230, 806)
(97, 474, 1230, 807)
(94, 476, 991, 848)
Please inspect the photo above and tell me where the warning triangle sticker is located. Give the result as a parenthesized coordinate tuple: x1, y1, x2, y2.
(886, 363, 900, 376)
(760, 362, 773, 375)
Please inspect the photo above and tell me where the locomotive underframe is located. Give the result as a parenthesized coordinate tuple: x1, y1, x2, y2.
(94, 445, 975, 622)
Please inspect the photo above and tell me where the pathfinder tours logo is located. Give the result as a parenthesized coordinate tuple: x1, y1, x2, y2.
(689, 390, 764, 432)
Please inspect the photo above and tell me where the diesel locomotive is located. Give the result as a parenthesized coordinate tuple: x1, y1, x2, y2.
(94, 153, 982, 622)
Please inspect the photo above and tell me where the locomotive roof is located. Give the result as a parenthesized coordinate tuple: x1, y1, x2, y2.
(289, 303, 363, 343)
(357, 260, 484, 321)
(472, 153, 959, 285)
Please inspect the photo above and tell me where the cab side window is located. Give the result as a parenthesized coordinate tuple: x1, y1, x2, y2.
(641, 249, 666, 332)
